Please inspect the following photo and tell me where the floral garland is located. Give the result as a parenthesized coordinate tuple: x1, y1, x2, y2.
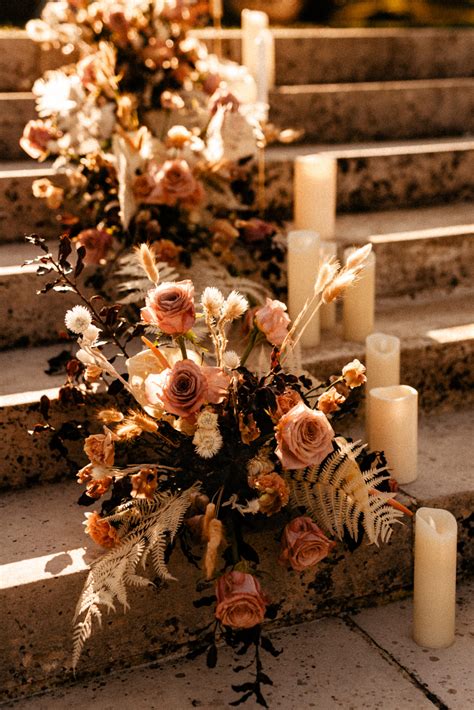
(51, 242, 409, 706)
(23, 0, 287, 286)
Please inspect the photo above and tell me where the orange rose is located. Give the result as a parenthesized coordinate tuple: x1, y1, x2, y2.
(84, 428, 115, 466)
(252, 472, 290, 516)
(84, 511, 120, 548)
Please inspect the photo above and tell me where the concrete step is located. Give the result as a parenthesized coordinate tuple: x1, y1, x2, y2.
(1, 28, 474, 91)
(1, 143, 473, 245)
(4, 579, 472, 709)
(270, 78, 474, 144)
(0, 408, 471, 701)
(1, 290, 472, 489)
(3, 77, 474, 159)
(0, 241, 84, 350)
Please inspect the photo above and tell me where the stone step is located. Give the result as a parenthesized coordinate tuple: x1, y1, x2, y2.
(1, 28, 474, 91)
(4, 579, 472, 709)
(3, 77, 474, 159)
(0, 205, 472, 349)
(270, 78, 474, 144)
(0, 408, 471, 701)
(1, 290, 472, 489)
(0, 241, 84, 350)
(2, 139, 474, 243)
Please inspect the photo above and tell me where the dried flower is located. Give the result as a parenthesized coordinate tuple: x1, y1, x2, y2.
(222, 291, 249, 322)
(166, 124, 192, 149)
(83, 427, 115, 466)
(322, 271, 356, 304)
(84, 512, 119, 548)
(317, 387, 345, 414)
(345, 243, 373, 273)
(223, 350, 240, 370)
(201, 286, 225, 318)
(215, 572, 268, 629)
(136, 243, 160, 285)
(160, 91, 185, 110)
(65, 306, 93, 334)
(252, 472, 290, 516)
(32, 178, 64, 209)
(279, 517, 336, 572)
(130, 467, 158, 499)
(275, 402, 334, 470)
(342, 359, 367, 388)
(274, 388, 302, 418)
(255, 298, 291, 347)
(193, 428, 223, 459)
(239, 413, 260, 445)
(85, 363, 103, 383)
(75, 228, 113, 265)
(20, 119, 56, 160)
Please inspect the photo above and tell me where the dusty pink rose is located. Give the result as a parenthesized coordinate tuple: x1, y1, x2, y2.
(75, 228, 113, 265)
(151, 159, 204, 209)
(20, 119, 56, 160)
(239, 218, 274, 243)
(203, 72, 222, 96)
(279, 516, 336, 572)
(275, 401, 334, 470)
(255, 298, 291, 347)
(145, 359, 230, 418)
(141, 280, 195, 335)
(215, 572, 268, 629)
(105, 6, 130, 35)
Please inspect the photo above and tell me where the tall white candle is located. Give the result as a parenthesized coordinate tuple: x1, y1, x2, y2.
(294, 154, 337, 240)
(365, 332, 400, 393)
(210, 0, 223, 19)
(413, 507, 457, 649)
(287, 230, 320, 348)
(255, 32, 268, 105)
(368, 385, 418, 484)
(342, 249, 375, 342)
(241, 10, 269, 82)
(320, 241, 337, 331)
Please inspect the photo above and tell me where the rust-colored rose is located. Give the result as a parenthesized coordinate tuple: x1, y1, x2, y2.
(84, 511, 120, 548)
(83, 428, 115, 466)
(75, 228, 113, 265)
(140, 280, 195, 335)
(215, 572, 268, 629)
(279, 516, 336, 572)
(275, 388, 302, 418)
(145, 359, 230, 418)
(255, 298, 291, 347)
(253, 472, 290, 516)
(275, 401, 334, 470)
(152, 159, 204, 209)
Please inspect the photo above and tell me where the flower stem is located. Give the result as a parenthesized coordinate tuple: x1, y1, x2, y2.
(240, 327, 259, 367)
(177, 335, 187, 360)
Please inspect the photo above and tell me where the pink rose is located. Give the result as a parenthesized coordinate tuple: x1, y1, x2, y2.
(20, 119, 56, 160)
(145, 359, 230, 418)
(203, 72, 222, 96)
(141, 280, 195, 335)
(240, 218, 274, 243)
(279, 516, 336, 572)
(275, 401, 334, 469)
(255, 298, 291, 347)
(151, 159, 204, 209)
(215, 572, 268, 629)
(75, 228, 113, 265)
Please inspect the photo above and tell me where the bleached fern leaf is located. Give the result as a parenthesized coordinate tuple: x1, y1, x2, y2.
(113, 252, 180, 304)
(72, 487, 196, 671)
(285, 439, 403, 546)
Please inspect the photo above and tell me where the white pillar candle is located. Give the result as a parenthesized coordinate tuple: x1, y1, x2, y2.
(287, 230, 320, 348)
(365, 332, 400, 393)
(241, 10, 269, 82)
(320, 240, 337, 331)
(294, 155, 337, 240)
(254, 29, 275, 105)
(210, 0, 223, 19)
(342, 249, 375, 342)
(413, 507, 457, 649)
(368, 385, 418, 484)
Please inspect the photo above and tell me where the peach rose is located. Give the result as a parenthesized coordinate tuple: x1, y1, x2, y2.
(342, 359, 367, 388)
(83, 428, 115, 466)
(20, 119, 56, 160)
(151, 159, 204, 209)
(75, 228, 113, 265)
(253, 472, 290, 516)
(255, 298, 291, 347)
(145, 359, 230, 418)
(215, 572, 268, 629)
(275, 401, 334, 470)
(317, 387, 345, 415)
(130, 467, 158, 499)
(275, 388, 302, 418)
(140, 280, 195, 335)
(84, 511, 120, 548)
(279, 517, 336, 572)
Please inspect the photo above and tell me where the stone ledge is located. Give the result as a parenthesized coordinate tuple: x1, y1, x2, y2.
(0, 408, 471, 701)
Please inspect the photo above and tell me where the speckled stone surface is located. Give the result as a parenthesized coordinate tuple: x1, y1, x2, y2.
(0, 94, 36, 161)
(0, 32, 68, 92)
(269, 79, 474, 144)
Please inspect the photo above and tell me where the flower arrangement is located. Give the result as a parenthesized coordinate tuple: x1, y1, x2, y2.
(23, 0, 288, 287)
(57, 241, 409, 706)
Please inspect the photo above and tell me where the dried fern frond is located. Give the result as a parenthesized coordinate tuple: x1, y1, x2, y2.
(285, 439, 403, 547)
(113, 251, 179, 304)
(72, 487, 197, 671)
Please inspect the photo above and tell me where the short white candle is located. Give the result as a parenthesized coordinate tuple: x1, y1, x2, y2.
(365, 332, 400, 393)
(320, 241, 337, 331)
(241, 10, 269, 83)
(342, 249, 375, 342)
(287, 230, 320, 348)
(294, 155, 337, 240)
(210, 0, 223, 19)
(254, 29, 275, 105)
(413, 507, 457, 649)
(368, 385, 418, 484)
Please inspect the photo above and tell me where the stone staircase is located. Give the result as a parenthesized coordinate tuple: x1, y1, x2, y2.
(0, 26, 473, 705)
